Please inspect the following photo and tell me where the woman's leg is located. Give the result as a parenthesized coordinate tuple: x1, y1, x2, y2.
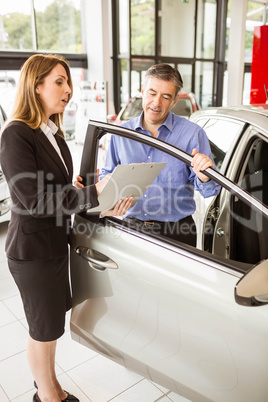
(49, 339, 68, 400)
(27, 336, 60, 402)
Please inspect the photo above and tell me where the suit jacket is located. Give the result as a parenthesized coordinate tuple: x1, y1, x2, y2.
(0, 121, 99, 261)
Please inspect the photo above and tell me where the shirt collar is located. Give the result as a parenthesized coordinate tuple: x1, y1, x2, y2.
(135, 112, 144, 130)
(135, 111, 173, 134)
(40, 119, 58, 136)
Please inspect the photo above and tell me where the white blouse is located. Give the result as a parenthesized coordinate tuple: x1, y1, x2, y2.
(40, 120, 69, 174)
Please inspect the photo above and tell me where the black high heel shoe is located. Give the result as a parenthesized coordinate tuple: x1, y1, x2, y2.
(33, 381, 79, 401)
(33, 392, 41, 402)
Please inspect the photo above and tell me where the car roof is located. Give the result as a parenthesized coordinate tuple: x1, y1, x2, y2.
(191, 105, 268, 133)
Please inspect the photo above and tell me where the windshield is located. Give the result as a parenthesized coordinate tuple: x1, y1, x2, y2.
(121, 98, 143, 121)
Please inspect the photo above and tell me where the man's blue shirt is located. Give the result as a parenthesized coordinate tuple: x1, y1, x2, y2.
(100, 112, 221, 222)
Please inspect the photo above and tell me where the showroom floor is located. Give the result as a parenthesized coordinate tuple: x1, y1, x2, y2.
(0, 141, 190, 402)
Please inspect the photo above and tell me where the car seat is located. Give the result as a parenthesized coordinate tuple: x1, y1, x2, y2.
(232, 140, 268, 263)
(253, 140, 268, 260)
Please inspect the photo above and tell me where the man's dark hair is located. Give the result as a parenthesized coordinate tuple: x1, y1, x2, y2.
(143, 63, 183, 96)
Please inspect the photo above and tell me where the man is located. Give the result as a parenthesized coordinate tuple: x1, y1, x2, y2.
(100, 63, 221, 246)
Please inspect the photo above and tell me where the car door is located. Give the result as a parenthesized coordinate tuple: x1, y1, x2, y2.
(70, 121, 268, 402)
(192, 115, 268, 262)
(189, 114, 247, 251)
(212, 126, 268, 263)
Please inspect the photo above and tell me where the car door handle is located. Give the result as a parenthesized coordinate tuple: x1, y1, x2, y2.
(75, 246, 118, 271)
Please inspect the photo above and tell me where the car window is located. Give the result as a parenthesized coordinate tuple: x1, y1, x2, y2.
(121, 98, 143, 121)
(199, 118, 244, 171)
(172, 98, 192, 117)
(230, 136, 268, 264)
(79, 123, 268, 273)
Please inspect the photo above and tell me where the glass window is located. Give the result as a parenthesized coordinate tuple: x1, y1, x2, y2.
(119, 0, 129, 55)
(196, 0, 216, 59)
(159, 0, 195, 58)
(0, 1, 32, 50)
(225, 0, 231, 62)
(131, 59, 154, 96)
(226, 1, 267, 63)
(201, 117, 244, 171)
(195, 61, 214, 108)
(177, 64, 192, 93)
(131, 0, 155, 56)
(245, 1, 267, 63)
(34, 0, 82, 53)
(0, 0, 82, 53)
(120, 59, 129, 106)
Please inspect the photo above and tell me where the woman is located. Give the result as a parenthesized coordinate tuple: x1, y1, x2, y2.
(0, 54, 132, 402)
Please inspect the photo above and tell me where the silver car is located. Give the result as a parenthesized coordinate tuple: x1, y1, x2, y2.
(70, 107, 268, 402)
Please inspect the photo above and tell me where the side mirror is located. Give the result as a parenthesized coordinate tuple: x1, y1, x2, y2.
(235, 259, 268, 306)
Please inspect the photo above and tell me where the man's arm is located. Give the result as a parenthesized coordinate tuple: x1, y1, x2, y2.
(191, 148, 214, 183)
(189, 127, 221, 198)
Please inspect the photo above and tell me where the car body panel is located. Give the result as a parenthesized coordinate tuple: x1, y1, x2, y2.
(70, 215, 268, 402)
(70, 111, 268, 402)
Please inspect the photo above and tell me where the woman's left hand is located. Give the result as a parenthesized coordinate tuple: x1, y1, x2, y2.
(100, 197, 134, 217)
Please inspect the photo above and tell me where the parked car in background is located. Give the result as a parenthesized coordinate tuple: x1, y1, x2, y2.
(69, 106, 268, 402)
(0, 75, 16, 87)
(107, 92, 200, 124)
(0, 104, 11, 222)
(63, 100, 77, 140)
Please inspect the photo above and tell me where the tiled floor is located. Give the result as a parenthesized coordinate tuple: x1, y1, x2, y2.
(0, 141, 190, 402)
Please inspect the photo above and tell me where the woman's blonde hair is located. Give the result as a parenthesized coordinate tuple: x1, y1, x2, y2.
(10, 53, 73, 137)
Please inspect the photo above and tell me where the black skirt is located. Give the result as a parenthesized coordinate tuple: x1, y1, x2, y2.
(8, 255, 72, 342)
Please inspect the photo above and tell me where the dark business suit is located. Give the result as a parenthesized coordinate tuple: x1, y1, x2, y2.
(0, 120, 99, 341)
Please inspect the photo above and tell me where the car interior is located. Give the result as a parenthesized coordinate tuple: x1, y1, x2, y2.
(233, 139, 268, 263)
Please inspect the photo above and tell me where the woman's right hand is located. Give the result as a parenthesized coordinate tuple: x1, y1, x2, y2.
(75, 174, 133, 217)
(100, 197, 134, 217)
